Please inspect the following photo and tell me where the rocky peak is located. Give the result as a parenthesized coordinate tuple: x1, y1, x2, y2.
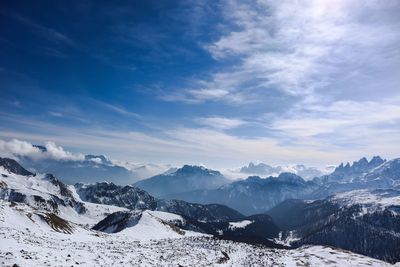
(0, 157, 34, 176)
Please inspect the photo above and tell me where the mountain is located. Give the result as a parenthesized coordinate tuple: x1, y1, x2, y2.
(1, 156, 399, 266)
(75, 181, 244, 223)
(6, 142, 169, 185)
(165, 173, 319, 215)
(313, 156, 400, 197)
(0, 157, 86, 216)
(0, 157, 34, 176)
(75, 182, 158, 210)
(268, 188, 400, 263)
(18, 153, 139, 185)
(240, 162, 327, 180)
(316, 156, 386, 184)
(134, 165, 229, 197)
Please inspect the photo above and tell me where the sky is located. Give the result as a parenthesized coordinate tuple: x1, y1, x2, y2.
(0, 0, 400, 169)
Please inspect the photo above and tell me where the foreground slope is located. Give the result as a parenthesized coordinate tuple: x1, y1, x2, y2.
(1, 201, 395, 267)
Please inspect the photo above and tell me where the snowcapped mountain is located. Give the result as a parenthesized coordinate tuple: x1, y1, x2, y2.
(0, 158, 85, 216)
(165, 173, 319, 215)
(268, 188, 400, 263)
(239, 162, 328, 180)
(134, 165, 230, 197)
(314, 156, 400, 197)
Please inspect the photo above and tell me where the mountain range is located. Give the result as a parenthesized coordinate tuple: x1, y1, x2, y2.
(161, 156, 400, 215)
(13, 144, 169, 184)
(1, 155, 400, 265)
(239, 162, 330, 179)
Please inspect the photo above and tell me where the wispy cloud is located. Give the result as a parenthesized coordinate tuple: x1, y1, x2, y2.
(92, 100, 142, 119)
(11, 13, 75, 46)
(164, 0, 400, 104)
(196, 116, 246, 130)
(270, 96, 400, 148)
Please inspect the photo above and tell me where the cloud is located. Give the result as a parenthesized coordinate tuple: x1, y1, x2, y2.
(0, 139, 41, 159)
(43, 141, 84, 161)
(269, 96, 400, 149)
(0, 139, 84, 161)
(196, 116, 245, 130)
(92, 100, 142, 119)
(11, 13, 75, 46)
(164, 0, 400, 104)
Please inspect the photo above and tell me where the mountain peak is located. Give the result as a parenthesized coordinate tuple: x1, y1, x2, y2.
(0, 157, 34, 176)
(369, 156, 386, 167)
(277, 172, 305, 183)
(175, 165, 221, 176)
(33, 144, 47, 152)
(334, 156, 386, 174)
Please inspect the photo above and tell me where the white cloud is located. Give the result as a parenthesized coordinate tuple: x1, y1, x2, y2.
(88, 157, 102, 164)
(0, 139, 84, 161)
(0, 139, 41, 159)
(165, 0, 400, 104)
(43, 141, 84, 161)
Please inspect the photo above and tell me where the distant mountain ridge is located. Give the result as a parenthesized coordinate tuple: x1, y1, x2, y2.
(134, 165, 230, 197)
(14, 143, 169, 184)
(313, 156, 400, 197)
(165, 173, 319, 215)
(166, 156, 400, 215)
(240, 162, 327, 180)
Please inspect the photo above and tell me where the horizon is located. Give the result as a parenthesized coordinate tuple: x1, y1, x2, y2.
(1, 0, 400, 170)
(0, 137, 391, 178)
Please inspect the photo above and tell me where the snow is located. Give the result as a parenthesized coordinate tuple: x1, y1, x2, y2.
(1, 162, 399, 266)
(0, 196, 398, 266)
(228, 220, 253, 230)
(0, 201, 395, 267)
(116, 210, 203, 240)
(331, 189, 400, 215)
(0, 166, 60, 202)
(67, 185, 128, 225)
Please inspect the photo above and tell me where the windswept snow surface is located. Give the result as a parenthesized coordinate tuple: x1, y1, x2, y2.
(114, 210, 204, 240)
(1, 201, 397, 267)
(228, 220, 253, 230)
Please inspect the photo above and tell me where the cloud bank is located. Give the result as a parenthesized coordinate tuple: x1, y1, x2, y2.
(0, 139, 84, 161)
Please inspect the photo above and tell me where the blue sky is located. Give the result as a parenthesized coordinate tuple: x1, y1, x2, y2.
(1, 0, 400, 168)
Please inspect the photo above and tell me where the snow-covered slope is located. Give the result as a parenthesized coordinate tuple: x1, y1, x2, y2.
(0, 205, 395, 267)
(268, 188, 400, 263)
(0, 159, 129, 227)
(93, 209, 204, 239)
